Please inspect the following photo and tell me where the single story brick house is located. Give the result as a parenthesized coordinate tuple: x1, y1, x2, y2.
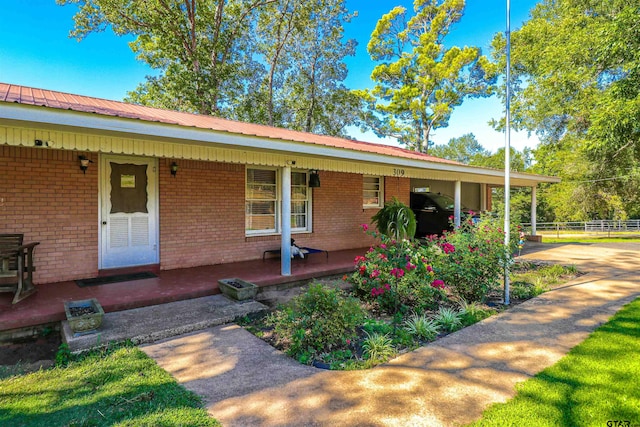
(0, 83, 559, 284)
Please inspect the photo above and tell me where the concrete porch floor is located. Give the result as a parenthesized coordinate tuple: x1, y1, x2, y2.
(0, 247, 364, 334)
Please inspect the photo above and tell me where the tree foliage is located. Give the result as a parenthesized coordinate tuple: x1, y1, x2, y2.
(429, 133, 489, 164)
(59, 0, 358, 136)
(491, 0, 640, 219)
(356, 0, 497, 153)
(233, 0, 360, 135)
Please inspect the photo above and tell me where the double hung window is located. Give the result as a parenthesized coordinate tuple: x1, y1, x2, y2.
(246, 168, 311, 235)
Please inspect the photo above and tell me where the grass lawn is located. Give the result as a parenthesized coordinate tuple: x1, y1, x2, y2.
(470, 297, 640, 427)
(0, 346, 219, 427)
(541, 235, 640, 244)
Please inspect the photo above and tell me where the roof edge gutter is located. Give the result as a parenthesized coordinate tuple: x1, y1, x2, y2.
(0, 103, 560, 184)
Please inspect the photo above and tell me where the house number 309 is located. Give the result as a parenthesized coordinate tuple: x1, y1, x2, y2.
(393, 168, 405, 176)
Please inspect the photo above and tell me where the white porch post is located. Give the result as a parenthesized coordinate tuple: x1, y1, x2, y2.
(281, 165, 292, 276)
(531, 185, 537, 236)
(454, 180, 462, 227)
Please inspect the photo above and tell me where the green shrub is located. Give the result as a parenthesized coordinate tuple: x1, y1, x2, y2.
(404, 314, 440, 341)
(430, 215, 516, 303)
(362, 332, 396, 363)
(347, 230, 447, 314)
(362, 318, 393, 336)
(267, 283, 365, 363)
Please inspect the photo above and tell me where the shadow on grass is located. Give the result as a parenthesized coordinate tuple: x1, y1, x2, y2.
(469, 298, 640, 426)
(0, 347, 219, 427)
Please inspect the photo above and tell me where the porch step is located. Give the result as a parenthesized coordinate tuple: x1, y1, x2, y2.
(62, 294, 267, 353)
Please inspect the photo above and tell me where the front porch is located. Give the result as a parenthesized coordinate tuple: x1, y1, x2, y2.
(0, 247, 365, 334)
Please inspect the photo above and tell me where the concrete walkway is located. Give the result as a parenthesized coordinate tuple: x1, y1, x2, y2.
(141, 242, 640, 426)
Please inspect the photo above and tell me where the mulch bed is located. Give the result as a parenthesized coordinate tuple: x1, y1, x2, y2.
(0, 334, 61, 366)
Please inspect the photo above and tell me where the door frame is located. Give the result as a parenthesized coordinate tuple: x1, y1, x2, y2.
(98, 154, 160, 270)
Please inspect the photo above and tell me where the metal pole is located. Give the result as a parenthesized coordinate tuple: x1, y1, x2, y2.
(454, 180, 462, 227)
(531, 185, 537, 236)
(503, 0, 511, 305)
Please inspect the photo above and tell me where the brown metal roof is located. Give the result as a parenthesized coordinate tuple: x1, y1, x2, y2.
(0, 82, 460, 165)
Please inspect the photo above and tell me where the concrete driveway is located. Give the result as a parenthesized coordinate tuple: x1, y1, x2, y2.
(142, 242, 640, 426)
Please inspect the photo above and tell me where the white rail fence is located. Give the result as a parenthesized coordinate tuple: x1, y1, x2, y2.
(521, 220, 640, 238)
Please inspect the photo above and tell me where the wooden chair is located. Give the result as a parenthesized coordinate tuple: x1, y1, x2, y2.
(0, 234, 40, 304)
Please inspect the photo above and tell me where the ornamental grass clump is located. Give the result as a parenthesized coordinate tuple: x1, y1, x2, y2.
(403, 314, 440, 341)
(361, 332, 396, 364)
(267, 283, 365, 364)
(434, 306, 463, 332)
(458, 300, 497, 326)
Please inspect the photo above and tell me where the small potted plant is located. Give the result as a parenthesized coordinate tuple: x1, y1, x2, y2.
(218, 278, 258, 301)
(64, 298, 104, 334)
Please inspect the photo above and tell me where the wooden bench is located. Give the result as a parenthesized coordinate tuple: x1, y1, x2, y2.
(0, 234, 40, 304)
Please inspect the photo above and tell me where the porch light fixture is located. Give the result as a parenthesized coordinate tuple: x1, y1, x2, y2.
(170, 162, 178, 177)
(308, 170, 320, 188)
(78, 155, 92, 174)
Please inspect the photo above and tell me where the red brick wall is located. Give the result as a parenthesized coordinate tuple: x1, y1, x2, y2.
(158, 166, 412, 267)
(292, 173, 411, 251)
(385, 176, 410, 205)
(1, 148, 412, 282)
(158, 159, 248, 269)
(0, 146, 99, 284)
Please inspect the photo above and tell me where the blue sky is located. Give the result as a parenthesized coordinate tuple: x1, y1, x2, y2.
(0, 0, 540, 153)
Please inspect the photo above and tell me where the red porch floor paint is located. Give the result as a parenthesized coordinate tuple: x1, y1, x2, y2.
(0, 248, 365, 332)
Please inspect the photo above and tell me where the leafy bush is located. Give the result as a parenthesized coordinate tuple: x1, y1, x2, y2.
(404, 314, 440, 341)
(267, 283, 365, 363)
(347, 229, 448, 314)
(430, 215, 517, 303)
(362, 318, 393, 335)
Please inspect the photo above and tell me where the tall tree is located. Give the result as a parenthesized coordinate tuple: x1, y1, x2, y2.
(280, 0, 359, 135)
(60, 0, 273, 115)
(60, 0, 358, 137)
(356, 0, 497, 153)
(234, 0, 359, 135)
(492, 0, 640, 219)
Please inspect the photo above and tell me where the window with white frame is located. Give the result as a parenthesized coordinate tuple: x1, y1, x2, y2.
(363, 175, 384, 208)
(245, 168, 311, 235)
(246, 168, 278, 233)
(291, 171, 310, 231)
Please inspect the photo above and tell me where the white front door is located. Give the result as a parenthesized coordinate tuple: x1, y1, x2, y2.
(100, 155, 159, 269)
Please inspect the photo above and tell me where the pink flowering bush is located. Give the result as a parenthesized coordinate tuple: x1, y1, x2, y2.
(429, 214, 517, 302)
(347, 227, 447, 314)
